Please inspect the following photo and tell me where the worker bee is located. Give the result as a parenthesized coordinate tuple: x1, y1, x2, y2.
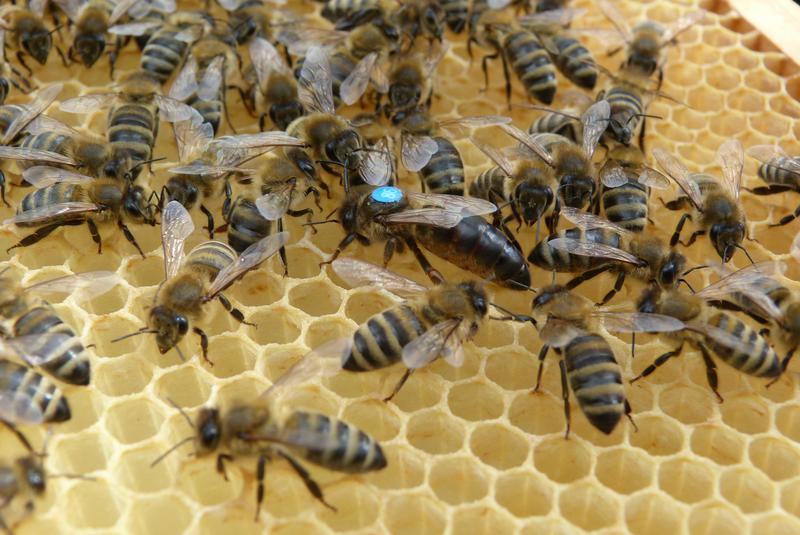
(598, 0, 704, 86)
(0, 359, 71, 426)
(389, 0, 445, 45)
(321, 0, 389, 30)
(242, 37, 304, 131)
(745, 144, 800, 227)
(4, 166, 157, 257)
(60, 69, 195, 181)
(526, 90, 589, 143)
(434, 0, 466, 33)
(55, 0, 139, 69)
(0, 5, 56, 76)
(653, 139, 751, 263)
(535, 0, 568, 12)
(0, 269, 121, 386)
(500, 99, 609, 210)
(114, 201, 289, 362)
(596, 65, 653, 149)
(634, 266, 784, 401)
(531, 284, 683, 435)
(529, 207, 691, 304)
(107, 0, 171, 51)
(383, 41, 448, 114)
(218, 0, 291, 45)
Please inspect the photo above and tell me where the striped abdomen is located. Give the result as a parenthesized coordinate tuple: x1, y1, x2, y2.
(107, 102, 158, 166)
(550, 34, 596, 89)
(0, 359, 71, 422)
(758, 156, 800, 190)
(13, 306, 90, 386)
(503, 30, 557, 104)
(321, 0, 381, 23)
(529, 112, 580, 144)
(605, 85, 643, 145)
(470, 166, 508, 202)
(18, 133, 74, 170)
(185, 241, 237, 280)
(414, 215, 531, 289)
(529, 228, 621, 272)
(281, 411, 387, 472)
(0, 105, 24, 139)
(343, 304, 430, 371)
(141, 28, 189, 84)
(730, 276, 790, 320)
(564, 333, 624, 434)
(420, 137, 464, 195)
(601, 179, 649, 232)
(18, 184, 84, 227)
(226, 197, 273, 254)
(705, 312, 781, 378)
(187, 93, 222, 136)
(436, 0, 467, 32)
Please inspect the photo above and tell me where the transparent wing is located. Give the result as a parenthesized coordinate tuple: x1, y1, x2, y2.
(520, 7, 586, 28)
(471, 137, 515, 177)
(23, 166, 95, 188)
(0, 390, 45, 425)
(340, 52, 378, 106)
(716, 138, 743, 200)
(746, 144, 800, 174)
(154, 96, 195, 122)
(487, 0, 511, 9)
(0, 146, 77, 166)
(359, 138, 393, 186)
(207, 231, 290, 298)
(52, 0, 79, 21)
(697, 261, 786, 321)
(581, 100, 610, 158)
(594, 311, 685, 333)
(423, 41, 449, 77)
(169, 56, 199, 101)
(198, 56, 224, 102)
(250, 37, 290, 84)
(405, 192, 496, 216)
(402, 319, 464, 369)
(331, 258, 427, 296)
(254, 186, 292, 221)
(638, 167, 671, 189)
(168, 163, 251, 176)
(3, 202, 102, 226)
(173, 108, 213, 163)
(437, 114, 511, 136)
(109, 0, 141, 25)
(600, 163, 629, 188)
(276, 27, 348, 56)
(29, 0, 51, 17)
(26, 271, 122, 304)
(539, 318, 585, 348)
(3, 82, 63, 144)
(108, 20, 162, 36)
(298, 45, 335, 115)
(598, 0, 631, 37)
(381, 208, 463, 228)
(60, 93, 116, 113)
(690, 322, 767, 357)
(401, 134, 438, 172)
(652, 147, 704, 209)
(161, 201, 195, 280)
(561, 206, 631, 235)
(500, 124, 555, 167)
(662, 10, 705, 43)
(217, 0, 242, 10)
(548, 237, 645, 265)
(212, 132, 306, 149)
(23, 114, 83, 137)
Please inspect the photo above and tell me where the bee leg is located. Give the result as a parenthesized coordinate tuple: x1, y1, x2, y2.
(767, 346, 797, 388)
(624, 399, 638, 432)
(559, 359, 571, 439)
(216, 453, 233, 481)
(533, 344, 549, 392)
(319, 232, 359, 268)
(480, 53, 498, 93)
(304, 187, 324, 212)
(118, 221, 146, 259)
(668, 212, 692, 247)
(680, 229, 705, 247)
(1, 421, 34, 454)
(0, 172, 7, 207)
(200, 205, 215, 239)
(631, 344, 683, 384)
(638, 113, 647, 152)
(55, 45, 69, 68)
(276, 451, 337, 512)
(403, 237, 444, 285)
(384, 369, 413, 402)
(193, 327, 211, 366)
(697, 344, 723, 403)
(217, 294, 254, 327)
(84, 220, 102, 254)
(382, 238, 398, 267)
(771, 203, 800, 227)
(254, 453, 266, 521)
(746, 185, 792, 195)
(597, 271, 625, 306)
(276, 218, 289, 276)
(287, 208, 314, 223)
(498, 214, 523, 253)
(108, 38, 121, 79)
(7, 221, 80, 253)
(15, 52, 33, 78)
(222, 90, 238, 135)
(565, 264, 613, 291)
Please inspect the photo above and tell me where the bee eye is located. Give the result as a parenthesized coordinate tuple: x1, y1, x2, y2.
(176, 316, 189, 335)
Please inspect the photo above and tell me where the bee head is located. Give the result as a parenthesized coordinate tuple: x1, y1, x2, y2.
(18, 457, 45, 495)
(325, 129, 361, 169)
(74, 30, 106, 68)
(123, 185, 156, 225)
(458, 281, 489, 318)
(195, 408, 222, 455)
(558, 174, 595, 210)
(21, 27, 51, 65)
(657, 251, 686, 288)
(149, 305, 190, 355)
(515, 181, 554, 225)
(532, 284, 568, 311)
(165, 176, 199, 209)
(709, 221, 745, 263)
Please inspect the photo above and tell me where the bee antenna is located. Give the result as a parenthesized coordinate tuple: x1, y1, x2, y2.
(736, 244, 756, 265)
(166, 397, 195, 429)
(678, 278, 696, 293)
(503, 279, 537, 293)
(173, 344, 187, 362)
(150, 436, 194, 468)
(681, 265, 709, 276)
(303, 219, 340, 227)
(110, 327, 157, 343)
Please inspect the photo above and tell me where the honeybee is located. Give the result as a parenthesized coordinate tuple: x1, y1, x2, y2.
(526, 90, 588, 143)
(0, 269, 121, 386)
(434, 0, 466, 33)
(745, 144, 800, 227)
(243, 37, 304, 131)
(0, 5, 55, 76)
(389, 0, 445, 45)
(596, 66, 652, 149)
(653, 139, 751, 263)
(383, 42, 448, 114)
(107, 0, 171, 51)
(4, 166, 157, 257)
(500, 99, 609, 210)
(531, 284, 683, 435)
(0, 359, 71, 427)
(218, 0, 291, 44)
(55, 0, 139, 69)
(115, 201, 289, 362)
(0, 82, 64, 171)
(321, 0, 389, 31)
(60, 69, 195, 181)
(535, 0, 568, 12)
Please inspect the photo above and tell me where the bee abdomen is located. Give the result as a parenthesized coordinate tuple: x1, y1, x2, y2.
(470, 167, 507, 202)
(108, 104, 157, 162)
(0, 359, 71, 422)
(564, 334, 623, 434)
(551, 35, 596, 89)
(759, 157, 800, 189)
(344, 305, 427, 371)
(141, 30, 189, 83)
(437, 0, 467, 32)
(706, 313, 781, 378)
(529, 228, 619, 271)
(185, 241, 237, 279)
(187, 95, 222, 136)
(283, 411, 387, 472)
(602, 181, 648, 232)
(504, 30, 557, 104)
(529, 113, 580, 144)
(421, 138, 464, 196)
(18, 184, 83, 226)
(226, 198, 272, 254)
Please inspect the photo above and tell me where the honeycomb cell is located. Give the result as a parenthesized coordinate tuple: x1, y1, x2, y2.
(207, 334, 256, 378)
(178, 459, 243, 507)
(658, 384, 714, 425)
(706, 64, 742, 91)
(286, 248, 323, 278)
(302, 317, 351, 349)
(775, 404, 800, 442)
(122, 255, 165, 287)
(116, 445, 174, 493)
(105, 399, 165, 445)
(447, 381, 504, 421)
(749, 437, 800, 481)
(319, 481, 380, 531)
(469, 423, 529, 470)
(687, 502, 744, 535)
(726, 87, 766, 112)
(658, 458, 715, 504)
(57, 388, 103, 434)
(288, 280, 342, 317)
(198, 511, 264, 535)
(450, 505, 516, 535)
(719, 466, 775, 513)
(495, 471, 553, 518)
(370, 446, 426, 490)
(64, 479, 121, 529)
(154, 366, 212, 408)
(484, 348, 537, 391)
(472, 320, 514, 348)
(343, 290, 396, 324)
(629, 415, 684, 456)
(406, 411, 465, 455)
(94, 355, 152, 397)
(341, 400, 402, 442)
(429, 456, 489, 505)
(594, 448, 654, 495)
(128, 495, 193, 535)
(750, 112, 791, 137)
(248, 307, 302, 345)
(391, 372, 444, 413)
(624, 492, 684, 535)
(534, 437, 592, 484)
(781, 479, 800, 516)
(91, 314, 148, 358)
(51, 433, 109, 475)
(230, 270, 285, 307)
(719, 395, 771, 434)
(558, 483, 619, 531)
(751, 515, 800, 535)
(384, 495, 446, 535)
(508, 392, 563, 436)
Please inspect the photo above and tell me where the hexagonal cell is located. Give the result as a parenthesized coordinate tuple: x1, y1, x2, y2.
(624, 492, 684, 535)
(64, 479, 121, 529)
(340, 400, 400, 442)
(725, 88, 766, 112)
(229, 270, 285, 307)
(370, 446, 426, 490)
(495, 471, 553, 518)
(485, 349, 537, 391)
(447, 381, 504, 421)
(178, 458, 243, 507)
(594, 448, 654, 495)
(749, 436, 800, 481)
(389, 370, 444, 413)
(91, 314, 148, 358)
(429, 456, 489, 505)
(719, 395, 771, 434)
(705, 64, 742, 91)
(154, 366, 212, 408)
(198, 511, 264, 535)
(687, 502, 745, 535)
(658, 384, 714, 425)
(343, 290, 397, 324)
(781, 479, 800, 517)
(115, 445, 174, 493)
(303, 317, 352, 349)
(508, 392, 563, 436)
(469, 423, 528, 469)
(288, 280, 342, 316)
(451, 505, 516, 535)
(776, 404, 800, 442)
(533, 436, 592, 484)
(690, 424, 745, 465)
(216, 376, 270, 407)
(629, 415, 684, 456)
(745, 70, 782, 94)
(57, 388, 103, 434)
(658, 458, 715, 504)
(51, 432, 109, 475)
(406, 410, 465, 455)
(94, 355, 152, 397)
(286, 247, 323, 278)
(127, 495, 192, 535)
(207, 333, 257, 378)
(719, 466, 775, 513)
(472, 320, 514, 348)
(558, 483, 619, 531)
(384, 494, 446, 535)
(750, 112, 791, 137)
(247, 307, 302, 345)
(105, 398, 165, 445)
(15, 237, 72, 269)
(752, 515, 800, 535)
(122, 254, 164, 287)
(708, 114, 747, 137)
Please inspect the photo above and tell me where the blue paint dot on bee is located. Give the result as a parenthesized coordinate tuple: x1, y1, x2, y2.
(371, 186, 404, 203)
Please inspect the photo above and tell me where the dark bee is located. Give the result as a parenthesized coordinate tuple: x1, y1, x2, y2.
(596, 67, 649, 148)
(383, 43, 448, 115)
(535, 0, 568, 12)
(0, 5, 54, 75)
(56, 0, 139, 69)
(219, 0, 285, 45)
(434, 0, 467, 33)
(745, 144, 800, 227)
(0, 358, 71, 424)
(321, 0, 387, 30)
(390, 0, 445, 45)
(0, 455, 47, 533)
(243, 37, 304, 131)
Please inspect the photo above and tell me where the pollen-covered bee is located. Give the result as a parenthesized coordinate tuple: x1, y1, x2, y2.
(0, 5, 55, 75)
(745, 144, 800, 227)
(242, 37, 304, 131)
(54, 0, 139, 69)
(114, 201, 288, 362)
(531, 284, 683, 435)
(653, 139, 751, 264)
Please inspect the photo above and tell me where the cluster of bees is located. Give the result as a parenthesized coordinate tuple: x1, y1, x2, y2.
(0, 0, 796, 529)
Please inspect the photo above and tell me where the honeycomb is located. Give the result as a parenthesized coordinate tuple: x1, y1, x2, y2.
(0, 0, 799, 533)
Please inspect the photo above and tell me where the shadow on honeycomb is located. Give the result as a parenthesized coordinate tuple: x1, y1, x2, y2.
(0, 0, 799, 534)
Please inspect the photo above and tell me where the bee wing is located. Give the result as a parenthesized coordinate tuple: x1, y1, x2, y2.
(198, 56, 224, 102)
(423, 41, 449, 77)
(109, 0, 141, 25)
(581, 100, 610, 158)
(487, 0, 512, 9)
(169, 56, 199, 101)
(3, 202, 102, 226)
(161, 201, 195, 280)
(212, 132, 306, 150)
(652, 148, 704, 209)
(401, 134, 438, 172)
(696, 261, 786, 321)
(560, 207, 631, 235)
(716, 138, 744, 200)
(3, 83, 63, 145)
(340, 52, 378, 106)
(108, 20, 162, 36)
(23, 166, 95, 188)
(382, 208, 463, 228)
(370, 62, 389, 94)
(331, 258, 428, 296)
(746, 144, 800, 173)
(539, 318, 585, 348)
(548, 237, 645, 266)
(597, 0, 631, 38)
(276, 27, 347, 56)
(154, 96, 195, 122)
(52, 0, 80, 20)
(593, 311, 686, 333)
(26, 271, 122, 304)
(437, 115, 511, 136)
(60, 93, 116, 113)
(173, 108, 213, 163)
(520, 7, 586, 28)
(207, 231, 290, 298)
(793, 231, 800, 264)
(638, 167, 671, 190)
(0, 146, 77, 166)
(254, 187, 292, 221)
(168, 163, 250, 176)
(662, 10, 705, 43)
(600, 162, 629, 188)
(29, 0, 50, 17)
(4, 332, 75, 369)
(298, 45, 335, 115)
(402, 318, 465, 369)
(23, 114, 82, 137)
(405, 191, 497, 217)
(250, 38, 290, 84)
(217, 0, 243, 10)
(470, 137, 515, 177)
(359, 138, 393, 186)
(0, 390, 45, 426)
(500, 124, 555, 167)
